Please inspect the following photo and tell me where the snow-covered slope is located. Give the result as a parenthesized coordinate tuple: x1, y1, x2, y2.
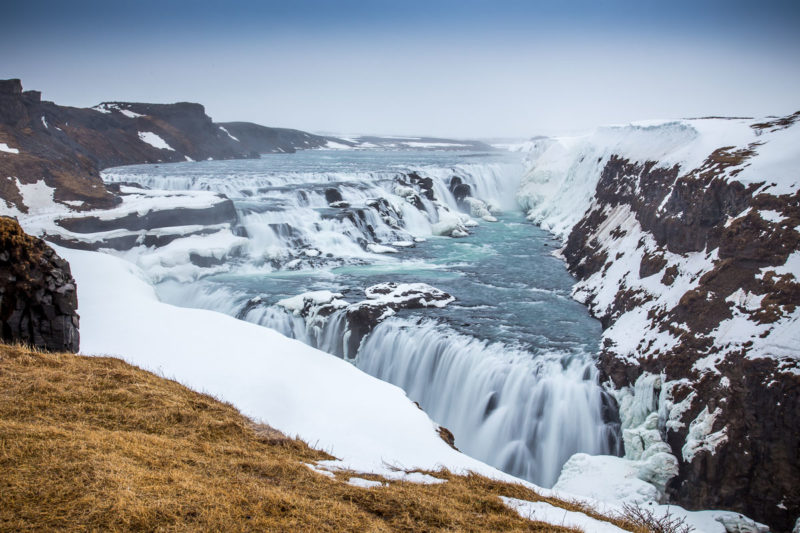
(517, 112, 800, 531)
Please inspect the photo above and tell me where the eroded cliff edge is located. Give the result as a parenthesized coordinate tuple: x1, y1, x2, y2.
(520, 113, 800, 531)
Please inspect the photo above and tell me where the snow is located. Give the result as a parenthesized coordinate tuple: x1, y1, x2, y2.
(363, 282, 455, 308)
(768, 250, 800, 278)
(304, 463, 335, 479)
(501, 497, 627, 533)
(0, 178, 72, 218)
(518, 115, 800, 240)
(91, 187, 229, 220)
(121, 230, 247, 283)
(759, 209, 787, 224)
(94, 103, 144, 118)
(218, 126, 239, 142)
(431, 210, 472, 238)
(737, 119, 800, 195)
(41, 116, 48, 129)
(401, 142, 468, 148)
(554, 453, 661, 504)
(0, 142, 20, 154)
(277, 291, 344, 315)
(325, 140, 354, 150)
(665, 391, 696, 432)
(366, 243, 398, 254)
(548, 455, 769, 532)
(119, 109, 144, 119)
(347, 477, 384, 489)
(138, 131, 175, 151)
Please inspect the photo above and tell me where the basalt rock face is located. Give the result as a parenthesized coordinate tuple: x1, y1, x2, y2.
(555, 115, 800, 531)
(0, 217, 79, 351)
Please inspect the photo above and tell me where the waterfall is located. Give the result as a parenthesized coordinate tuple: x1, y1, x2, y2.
(246, 303, 621, 487)
(105, 159, 524, 271)
(357, 319, 620, 486)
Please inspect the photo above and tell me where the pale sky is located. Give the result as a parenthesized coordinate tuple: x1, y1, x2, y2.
(3, 0, 799, 138)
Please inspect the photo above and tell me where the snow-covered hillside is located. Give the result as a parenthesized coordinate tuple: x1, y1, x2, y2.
(517, 112, 800, 531)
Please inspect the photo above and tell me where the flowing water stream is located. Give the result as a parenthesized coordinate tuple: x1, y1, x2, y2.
(104, 149, 622, 487)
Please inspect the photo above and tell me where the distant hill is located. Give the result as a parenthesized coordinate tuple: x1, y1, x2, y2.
(217, 121, 332, 154)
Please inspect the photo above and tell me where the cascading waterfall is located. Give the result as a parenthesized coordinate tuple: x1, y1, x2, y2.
(356, 319, 619, 487)
(106, 151, 620, 488)
(246, 304, 620, 487)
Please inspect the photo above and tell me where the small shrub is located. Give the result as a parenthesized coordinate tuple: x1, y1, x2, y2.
(618, 502, 694, 533)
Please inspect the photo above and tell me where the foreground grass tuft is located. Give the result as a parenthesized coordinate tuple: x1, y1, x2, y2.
(0, 343, 639, 532)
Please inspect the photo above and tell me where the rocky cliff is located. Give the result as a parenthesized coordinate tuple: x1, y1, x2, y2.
(519, 114, 800, 532)
(0, 79, 347, 214)
(0, 216, 79, 351)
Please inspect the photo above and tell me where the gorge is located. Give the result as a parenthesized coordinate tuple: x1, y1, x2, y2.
(1, 80, 798, 532)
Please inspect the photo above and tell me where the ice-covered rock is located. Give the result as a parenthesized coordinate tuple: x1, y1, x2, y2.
(261, 282, 455, 358)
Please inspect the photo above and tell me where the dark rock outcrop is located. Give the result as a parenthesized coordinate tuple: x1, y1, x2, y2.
(408, 172, 435, 201)
(0, 217, 79, 352)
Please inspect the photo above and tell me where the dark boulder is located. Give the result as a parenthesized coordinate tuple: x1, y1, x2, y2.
(325, 188, 344, 204)
(452, 183, 472, 204)
(408, 172, 435, 201)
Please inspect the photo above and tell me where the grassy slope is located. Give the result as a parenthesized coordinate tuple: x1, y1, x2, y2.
(0, 343, 640, 532)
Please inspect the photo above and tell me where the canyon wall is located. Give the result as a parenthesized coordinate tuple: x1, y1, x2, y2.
(519, 114, 800, 531)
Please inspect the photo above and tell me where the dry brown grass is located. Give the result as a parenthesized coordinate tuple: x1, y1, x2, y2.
(0, 343, 641, 532)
